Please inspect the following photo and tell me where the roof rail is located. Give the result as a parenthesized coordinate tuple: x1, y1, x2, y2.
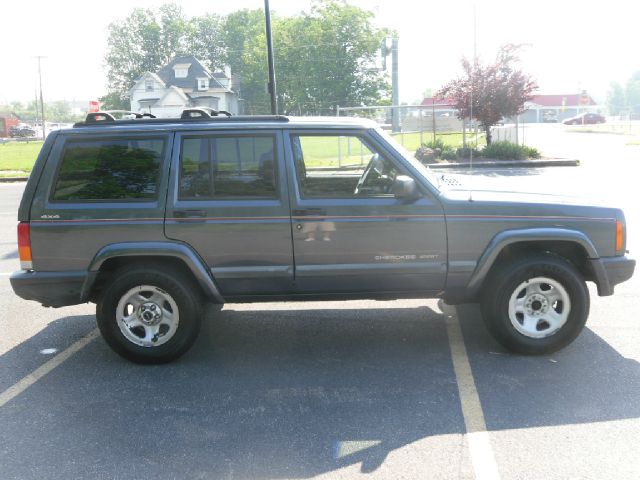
(83, 110, 157, 124)
(181, 107, 232, 119)
(74, 110, 289, 128)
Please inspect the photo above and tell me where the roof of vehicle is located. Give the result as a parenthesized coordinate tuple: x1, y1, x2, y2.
(65, 114, 379, 135)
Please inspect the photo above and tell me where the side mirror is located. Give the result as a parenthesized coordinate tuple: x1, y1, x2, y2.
(392, 175, 420, 201)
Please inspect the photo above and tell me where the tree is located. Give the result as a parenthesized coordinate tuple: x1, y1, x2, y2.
(625, 71, 640, 116)
(222, 9, 270, 114)
(104, 4, 190, 100)
(99, 91, 130, 111)
(233, 1, 390, 115)
(437, 44, 537, 144)
(103, 1, 391, 115)
(607, 82, 625, 115)
(188, 14, 226, 72)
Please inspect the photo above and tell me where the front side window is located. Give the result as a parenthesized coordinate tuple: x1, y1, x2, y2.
(291, 134, 402, 198)
(53, 138, 165, 201)
(180, 135, 277, 199)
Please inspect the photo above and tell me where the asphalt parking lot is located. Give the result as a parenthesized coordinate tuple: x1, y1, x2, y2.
(1, 132, 639, 479)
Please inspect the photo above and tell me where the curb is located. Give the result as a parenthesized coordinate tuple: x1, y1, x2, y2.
(0, 177, 29, 183)
(428, 158, 580, 169)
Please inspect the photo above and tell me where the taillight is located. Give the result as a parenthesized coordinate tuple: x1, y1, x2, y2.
(616, 220, 624, 253)
(17, 222, 33, 270)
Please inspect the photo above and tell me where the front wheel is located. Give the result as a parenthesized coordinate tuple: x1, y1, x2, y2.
(481, 254, 590, 355)
(96, 264, 203, 364)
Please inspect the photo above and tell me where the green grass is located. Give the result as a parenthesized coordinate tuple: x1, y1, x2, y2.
(626, 138, 640, 145)
(299, 131, 481, 169)
(0, 141, 43, 171)
(390, 131, 484, 152)
(298, 136, 374, 168)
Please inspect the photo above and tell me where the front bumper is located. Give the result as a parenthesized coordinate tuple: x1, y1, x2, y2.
(590, 255, 635, 296)
(10, 270, 88, 307)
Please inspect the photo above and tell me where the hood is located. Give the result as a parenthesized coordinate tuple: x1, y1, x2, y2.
(437, 173, 614, 209)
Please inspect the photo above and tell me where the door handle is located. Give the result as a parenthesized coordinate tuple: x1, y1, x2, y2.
(174, 209, 207, 219)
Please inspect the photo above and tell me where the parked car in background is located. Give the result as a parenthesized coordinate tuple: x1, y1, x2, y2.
(563, 113, 606, 125)
(9, 124, 37, 138)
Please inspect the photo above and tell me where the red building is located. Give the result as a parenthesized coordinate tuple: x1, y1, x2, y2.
(0, 112, 20, 137)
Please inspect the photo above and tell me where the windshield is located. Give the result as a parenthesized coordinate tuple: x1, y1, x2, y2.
(374, 128, 442, 190)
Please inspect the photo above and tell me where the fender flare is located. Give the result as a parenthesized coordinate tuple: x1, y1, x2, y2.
(465, 227, 607, 296)
(81, 241, 224, 303)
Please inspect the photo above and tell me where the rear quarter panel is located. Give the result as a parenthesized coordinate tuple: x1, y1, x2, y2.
(27, 131, 173, 271)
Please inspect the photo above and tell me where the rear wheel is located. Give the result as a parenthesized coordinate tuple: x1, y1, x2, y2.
(96, 264, 203, 364)
(481, 254, 589, 355)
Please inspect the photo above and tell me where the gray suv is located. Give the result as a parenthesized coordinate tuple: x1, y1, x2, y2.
(10, 110, 635, 363)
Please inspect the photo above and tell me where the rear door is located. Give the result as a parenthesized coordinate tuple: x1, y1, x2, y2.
(165, 129, 294, 297)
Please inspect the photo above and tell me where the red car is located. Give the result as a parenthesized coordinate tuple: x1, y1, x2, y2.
(563, 112, 606, 125)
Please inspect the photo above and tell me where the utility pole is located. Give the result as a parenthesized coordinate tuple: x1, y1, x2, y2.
(391, 37, 400, 132)
(34, 56, 46, 140)
(34, 90, 39, 126)
(264, 0, 278, 115)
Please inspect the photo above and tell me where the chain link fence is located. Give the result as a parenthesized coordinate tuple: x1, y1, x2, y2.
(336, 104, 483, 155)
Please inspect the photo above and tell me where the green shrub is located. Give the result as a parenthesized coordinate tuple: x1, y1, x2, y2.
(422, 138, 446, 151)
(456, 147, 482, 159)
(439, 144, 456, 160)
(481, 141, 540, 160)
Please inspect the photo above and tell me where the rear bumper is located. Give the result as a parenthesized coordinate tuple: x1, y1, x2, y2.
(591, 256, 635, 296)
(10, 270, 88, 307)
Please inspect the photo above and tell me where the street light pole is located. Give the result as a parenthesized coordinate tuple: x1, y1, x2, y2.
(34, 56, 46, 140)
(264, 0, 278, 115)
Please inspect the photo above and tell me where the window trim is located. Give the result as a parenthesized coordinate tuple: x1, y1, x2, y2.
(197, 78, 209, 91)
(289, 132, 409, 200)
(178, 133, 280, 201)
(49, 136, 167, 204)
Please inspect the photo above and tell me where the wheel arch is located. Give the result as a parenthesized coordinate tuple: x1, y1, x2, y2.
(466, 228, 606, 298)
(81, 242, 224, 304)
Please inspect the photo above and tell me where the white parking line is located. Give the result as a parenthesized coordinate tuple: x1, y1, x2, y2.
(0, 328, 99, 408)
(446, 311, 501, 480)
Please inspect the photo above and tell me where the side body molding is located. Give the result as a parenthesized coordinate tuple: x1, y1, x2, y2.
(465, 227, 603, 295)
(82, 242, 224, 303)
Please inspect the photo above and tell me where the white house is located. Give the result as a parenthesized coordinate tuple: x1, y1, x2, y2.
(129, 55, 239, 118)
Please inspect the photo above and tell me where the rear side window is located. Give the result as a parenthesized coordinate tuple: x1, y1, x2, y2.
(180, 135, 277, 199)
(52, 138, 165, 201)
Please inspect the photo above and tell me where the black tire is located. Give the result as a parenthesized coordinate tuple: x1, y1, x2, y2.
(96, 263, 203, 364)
(480, 254, 589, 355)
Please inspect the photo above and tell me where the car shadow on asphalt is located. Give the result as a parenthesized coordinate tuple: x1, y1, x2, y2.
(0, 304, 466, 479)
(455, 303, 640, 431)
(0, 303, 638, 479)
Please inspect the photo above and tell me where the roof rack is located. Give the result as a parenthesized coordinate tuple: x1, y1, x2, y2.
(74, 109, 288, 127)
(84, 110, 157, 123)
(181, 107, 232, 119)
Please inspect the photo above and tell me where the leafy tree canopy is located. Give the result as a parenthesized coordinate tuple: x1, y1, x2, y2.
(104, 0, 391, 115)
(437, 44, 537, 144)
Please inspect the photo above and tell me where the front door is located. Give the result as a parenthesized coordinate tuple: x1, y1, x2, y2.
(165, 129, 293, 297)
(285, 130, 447, 295)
